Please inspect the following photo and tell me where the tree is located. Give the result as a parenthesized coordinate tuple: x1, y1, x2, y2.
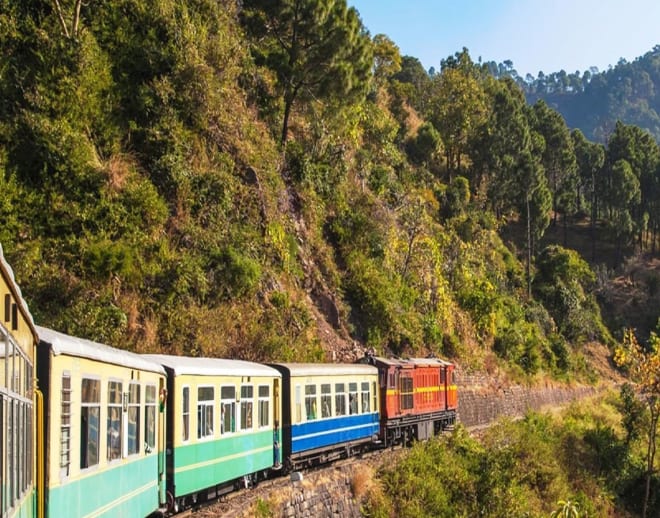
(614, 329, 660, 518)
(241, 0, 372, 144)
(427, 49, 487, 178)
(572, 129, 605, 261)
(531, 100, 577, 239)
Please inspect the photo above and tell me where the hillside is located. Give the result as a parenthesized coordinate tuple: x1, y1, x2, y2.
(1, 0, 659, 386)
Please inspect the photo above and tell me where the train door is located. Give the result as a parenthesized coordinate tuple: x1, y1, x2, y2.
(272, 378, 281, 467)
(157, 378, 167, 505)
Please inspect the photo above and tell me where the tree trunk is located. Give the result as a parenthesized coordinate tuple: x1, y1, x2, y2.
(642, 406, 658, 518)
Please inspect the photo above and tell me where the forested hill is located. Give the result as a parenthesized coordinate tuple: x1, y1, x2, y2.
(1, 1, 659, 381)
(488, 46, 660, 143)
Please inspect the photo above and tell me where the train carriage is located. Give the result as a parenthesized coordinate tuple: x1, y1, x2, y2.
(0, 245, 38, 518)
(269, 363, 380, 469)
(363, 356, 457, 445)
(36, 326, 167, 518)
(143, 355, 282, 513)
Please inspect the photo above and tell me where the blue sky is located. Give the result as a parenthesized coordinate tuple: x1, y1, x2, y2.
(349, 0, 660, 78)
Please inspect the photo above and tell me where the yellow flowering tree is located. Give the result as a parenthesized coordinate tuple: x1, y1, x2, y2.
(614, 328, 660, 518)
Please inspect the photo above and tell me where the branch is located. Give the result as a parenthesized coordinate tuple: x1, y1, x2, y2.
(51, 0, 70, 38)
(72, 0, 84, 38)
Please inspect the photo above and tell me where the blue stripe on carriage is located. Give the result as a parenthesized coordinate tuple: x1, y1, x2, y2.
(291, 412, 380, 453)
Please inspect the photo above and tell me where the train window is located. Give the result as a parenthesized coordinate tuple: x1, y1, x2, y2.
(258, 385, 269, 428)
(440, 369, 446, 384)
(349, 383, 358, 415)
(372, 382, 377, 412)
(361, 382, 370, 413)
(145, 385, 157, 450)
(321, 384, 332, 418)
(388, 372, 395, 388)
(335, 383, 346, 416)
(197, 386, 214, 439)
(182, 387, 190, 441)
(220, 386, 236, 434)
(400, 377, 414, 410)
(127, 383, 141, 455)
(240, 386, 253, 430)
(81, 378, 100, 469)
(107, 381, 123, 461)
(304, 385, 317, 421)
(60, 374, 71, 476)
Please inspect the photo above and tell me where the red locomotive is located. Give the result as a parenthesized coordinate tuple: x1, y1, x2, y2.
(362, 355, 457, 446)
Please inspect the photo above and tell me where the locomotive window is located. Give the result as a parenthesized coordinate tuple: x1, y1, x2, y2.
(388, 373, 395, 388)
(400, 377, 414, 410)
(258, 385, 269, 428)
(220, 386, 236, 434)
(182, 387, 190, 441)
(60, 373, 71, 475)
(107, 381, 123, 461)
(145, 385, 157, 450)
(349, 383, 358, 415)
(81, 378, 100, 469)
(240, 386, 253, 430)
(321, 384, 332, 418)
(305, 384, 317, 420)
(440, 369, 446, 384)
(127, 383, 141, 455)
(198, 386, 214, 439)
(335, 383, 346, 416)
(361, 382, 370, 413)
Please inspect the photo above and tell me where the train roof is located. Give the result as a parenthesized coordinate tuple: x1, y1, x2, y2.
(363, 356, 453, 368)
(143, 354, 281, 378)
(0, 243, 37, 341)
(36, 325, 166, 375)
(269, 363, 378, 377)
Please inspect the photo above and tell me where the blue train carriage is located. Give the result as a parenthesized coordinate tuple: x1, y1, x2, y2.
(36, 326, 167, 518)
(269, 363, 380, 470)
(0, 245, 39, 518)
(142, 355, 282, 513)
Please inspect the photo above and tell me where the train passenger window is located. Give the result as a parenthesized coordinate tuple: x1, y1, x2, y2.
(321, 384, 332, 418)
(372, 382, 377, 412)
(60, 374, 71, 476)
(107, 381, 123, 461)
(258, 386, 269, 427)
(182, 387, 190, 441)
(197, 386, 214, 439)
(145, 386, 157, 450)
(305, 385, 317, 420)
(361, 382, 370, 413)
(400, 377, 413, 410)
(220, 386, 236, 434)
(335, 383, 346, 416)
(240, 386, 253, 430)
(127, 383, 141, 455)
(81, 378, 100, 469)
(349, 383, 358, 415)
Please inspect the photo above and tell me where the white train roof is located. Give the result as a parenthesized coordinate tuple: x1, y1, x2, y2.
(36, 325, 165, 375)
(144, 354, 281, 378)
(270, 363, 378, 377)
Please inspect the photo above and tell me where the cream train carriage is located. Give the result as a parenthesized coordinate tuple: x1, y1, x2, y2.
(36, 326, 167, 517)
(0, 245, 38, 518)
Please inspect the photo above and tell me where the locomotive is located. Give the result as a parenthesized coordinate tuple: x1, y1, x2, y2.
(1, 246, 457, 518)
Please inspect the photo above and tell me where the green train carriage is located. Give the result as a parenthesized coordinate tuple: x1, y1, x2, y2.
(143, 355, 282, 513)
(36, 326, 167, 518)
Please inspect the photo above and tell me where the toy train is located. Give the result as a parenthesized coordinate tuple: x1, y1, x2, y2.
(1, 246, 457, 518)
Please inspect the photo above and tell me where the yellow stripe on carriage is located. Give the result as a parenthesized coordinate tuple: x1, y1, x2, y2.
(176, 445, 273, 474)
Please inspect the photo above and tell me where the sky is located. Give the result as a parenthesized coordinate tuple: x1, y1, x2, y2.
(349, 0, 660, 78)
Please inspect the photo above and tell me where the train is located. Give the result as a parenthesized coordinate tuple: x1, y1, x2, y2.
(1, 245, 457, 518)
